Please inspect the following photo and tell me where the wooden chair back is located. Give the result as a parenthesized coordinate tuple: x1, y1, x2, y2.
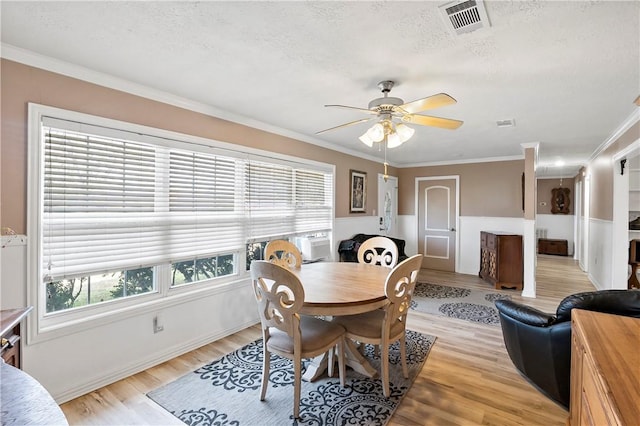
(384, 254, 423, 327)
(264, 240, 303, 269)
(250, 260, 304, 338)
(357, 236, 399, 268)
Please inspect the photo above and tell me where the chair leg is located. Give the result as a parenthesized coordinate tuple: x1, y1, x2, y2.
(327, 346, 335, 377)
(261, 348, 270, 401)
(337, 338, 346, 387)
(400, 334, 409, 378)
(294, 353, 302, 419)
(381, 342, 390, 397)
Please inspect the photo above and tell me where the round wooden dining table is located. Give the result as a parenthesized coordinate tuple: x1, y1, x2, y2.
(292, 261, 390, 315)
(290, 261, 392, 381)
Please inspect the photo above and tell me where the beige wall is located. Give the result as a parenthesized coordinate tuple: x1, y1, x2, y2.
(589, 121, 640, 221)
(537, 177, 575, 215)
(0, 59, 395, 233)
(397, 160, 525, 217)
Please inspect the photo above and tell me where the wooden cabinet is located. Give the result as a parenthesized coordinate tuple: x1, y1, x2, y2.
(479, 231, 523, 290)
(1, 307, 33, 369)
(570, 310, 640, 426)
(538, 238, 569, 256)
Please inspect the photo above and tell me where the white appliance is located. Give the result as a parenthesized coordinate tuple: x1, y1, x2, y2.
(295, 237, 331, 262)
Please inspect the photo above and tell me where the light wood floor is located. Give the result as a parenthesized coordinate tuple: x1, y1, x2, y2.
(60, 255, 595, 425)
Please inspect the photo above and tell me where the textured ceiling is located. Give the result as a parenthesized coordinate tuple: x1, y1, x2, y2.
(2, 1, 639, 177)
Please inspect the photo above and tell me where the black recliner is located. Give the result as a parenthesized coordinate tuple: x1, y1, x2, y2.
(495, 290, 640, 409)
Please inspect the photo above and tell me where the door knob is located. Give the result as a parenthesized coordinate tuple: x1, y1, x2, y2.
(450, 228, 456, 232)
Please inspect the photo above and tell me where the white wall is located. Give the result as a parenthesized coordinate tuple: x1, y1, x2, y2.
(457, 216, 526, 276)
(333, 215, 388, 259)
(1, 235, 258, 403)
(587, 218, 613, 290)
(536, 214, 576, 255)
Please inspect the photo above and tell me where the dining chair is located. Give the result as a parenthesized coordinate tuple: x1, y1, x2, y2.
(331, 253, 423, 397)
(250, 260, 346, 418)
(264, 239, 304, 269)
(357, 236, 399, 268)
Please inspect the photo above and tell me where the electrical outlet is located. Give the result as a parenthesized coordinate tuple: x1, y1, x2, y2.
(153, 315, 164, 333)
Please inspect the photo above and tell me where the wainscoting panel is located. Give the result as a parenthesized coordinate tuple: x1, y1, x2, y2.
(1, 234, 28, 309)
(588, 218, 614, 289)
(458, 217, 525, 276)
(536, 214, 576, 256)
(334, 215, 387, 259)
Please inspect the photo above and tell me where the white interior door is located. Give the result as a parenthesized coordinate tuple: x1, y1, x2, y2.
(378, 174, 398, 236)
(417, 177, 458, 271)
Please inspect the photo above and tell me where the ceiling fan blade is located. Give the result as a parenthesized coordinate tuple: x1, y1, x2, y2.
(325, 104, 378, 115)
(402, 114, 463, 130)
(397, 93, 457, 114)
(316, 118, 372, 135)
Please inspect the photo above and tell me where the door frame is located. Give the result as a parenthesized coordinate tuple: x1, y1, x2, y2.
(612, 138, 640, 288)
(415, 175, 460, 272)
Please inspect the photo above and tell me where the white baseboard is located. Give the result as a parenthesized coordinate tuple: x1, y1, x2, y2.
(54, 319, 258, 404)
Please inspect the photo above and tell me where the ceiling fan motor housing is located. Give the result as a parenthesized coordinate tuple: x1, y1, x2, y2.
(368, 97, 404, 110)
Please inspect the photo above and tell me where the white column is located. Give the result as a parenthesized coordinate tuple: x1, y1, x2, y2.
(521, 143, 539, 298)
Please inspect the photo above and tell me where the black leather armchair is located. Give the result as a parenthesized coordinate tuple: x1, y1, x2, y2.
(338, 234, 408, 263)
(495, 290, 640, 409)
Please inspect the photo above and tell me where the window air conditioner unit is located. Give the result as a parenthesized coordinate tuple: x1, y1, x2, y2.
(295, 237, 331, 262)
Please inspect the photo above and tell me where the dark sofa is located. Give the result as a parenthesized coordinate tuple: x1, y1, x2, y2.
(338, 233, 408, 263)
(495, 289, 640, 408)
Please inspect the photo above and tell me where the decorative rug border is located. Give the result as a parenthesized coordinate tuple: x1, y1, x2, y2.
(147, 330, 436, 425)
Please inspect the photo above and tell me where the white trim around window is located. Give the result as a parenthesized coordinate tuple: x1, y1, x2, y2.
(27, 103, 335, 344)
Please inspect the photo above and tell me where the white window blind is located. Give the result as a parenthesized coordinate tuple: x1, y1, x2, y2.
(245, 160, 333, 242)
(39, 115, 333, 282)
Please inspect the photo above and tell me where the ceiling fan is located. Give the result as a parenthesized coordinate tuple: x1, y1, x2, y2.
(316, 80, 463, 148)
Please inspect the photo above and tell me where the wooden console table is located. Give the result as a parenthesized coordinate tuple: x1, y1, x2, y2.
(569, 310, 640, 425)
(479, 231, 523, 290)
(538, 238, 568, 256)
(1, 307, 33, 369)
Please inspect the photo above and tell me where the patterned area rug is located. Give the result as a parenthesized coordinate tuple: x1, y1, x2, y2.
(410, 283, 512, 326)
(148, 330, 435, 425)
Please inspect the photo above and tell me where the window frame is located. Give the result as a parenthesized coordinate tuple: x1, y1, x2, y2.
(27, 103, 335, 344)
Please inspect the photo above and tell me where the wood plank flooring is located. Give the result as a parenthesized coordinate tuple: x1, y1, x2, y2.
(60, 255, 595, 425)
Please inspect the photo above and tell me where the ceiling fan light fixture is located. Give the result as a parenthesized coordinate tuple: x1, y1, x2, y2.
(359, 132, 375, 147)
(395, 123, 415, 143)
(367, 122, 385, 142)
(386, 131, 403, 148)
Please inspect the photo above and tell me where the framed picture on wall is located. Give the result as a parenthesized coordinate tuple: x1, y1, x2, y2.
(350, 170, 367, 213)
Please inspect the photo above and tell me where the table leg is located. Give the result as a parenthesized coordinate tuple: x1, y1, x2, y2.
(302, 353, 329, 382)
(302, 339, 379, 382)
(343, 339, 379, 378)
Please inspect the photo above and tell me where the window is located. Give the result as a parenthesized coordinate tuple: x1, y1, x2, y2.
(29, 104, 334, 332)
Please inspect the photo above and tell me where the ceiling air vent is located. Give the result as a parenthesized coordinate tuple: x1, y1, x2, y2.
(439, 0, 490, 35)
(496, 119, 515, 128)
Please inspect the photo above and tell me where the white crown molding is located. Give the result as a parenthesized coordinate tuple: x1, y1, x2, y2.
(400, 154, 524, 169)
(612, 138, 640, 161)
(0, 44, 563, 171)
(1, 43, 388, 165)
(537, 174, 579, 180)
(588, 108, 640, 163)
(520, 142, 540, 151)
